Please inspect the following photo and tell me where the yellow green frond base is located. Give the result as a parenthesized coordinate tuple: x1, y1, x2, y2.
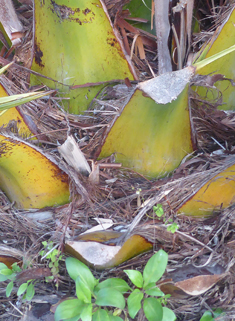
(0, 135, 70, 209)
(177, 163, 235, 217)
(99, 85, 193, 178)
(31, 0, 135, 114)
(193, 8, 235, 110)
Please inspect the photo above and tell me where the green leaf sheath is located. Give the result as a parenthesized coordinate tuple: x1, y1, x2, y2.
(0, 91, 51, 111)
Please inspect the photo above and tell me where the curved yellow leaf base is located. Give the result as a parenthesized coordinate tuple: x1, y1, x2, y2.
(177, 163, 235, 217)
(65, 231, 153, 270)
(0, 135, 70, 209)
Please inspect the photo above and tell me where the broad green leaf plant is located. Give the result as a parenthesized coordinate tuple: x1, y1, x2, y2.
(55, 249, 176, 321)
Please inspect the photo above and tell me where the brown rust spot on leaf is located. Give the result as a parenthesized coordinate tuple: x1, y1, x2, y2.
(107, 37, 117, 47)
(83, 8, 91, 15)
(50, 163, 69, 184)
(50, 1, 95, 25)
(50, 0, 75, 20)
(106, 31, 126, 60)
(34, 43, 44, 68)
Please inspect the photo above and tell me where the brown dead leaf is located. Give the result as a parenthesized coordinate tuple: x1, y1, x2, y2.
(136, 36, 146, 60)
(159, 264, 227, 297)
(159, 283, 188, 299)
(174, 273, 227, 296)
(16, 268, 52, 284)
(191, 73, 235, 88)
(89, 161, 100, 184)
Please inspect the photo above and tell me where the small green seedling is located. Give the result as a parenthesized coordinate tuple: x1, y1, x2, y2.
(0, 241, 63, 301)
(153, 204, 179, 233)
(153, 204, 164, 218)
(167, 222, 179, 233)
(55, 249, 176, 321)
(40, 241, 63, 287)
(0, 262, 35, 301)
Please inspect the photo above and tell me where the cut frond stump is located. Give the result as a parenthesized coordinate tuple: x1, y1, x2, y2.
(99, 67, 195, 178)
